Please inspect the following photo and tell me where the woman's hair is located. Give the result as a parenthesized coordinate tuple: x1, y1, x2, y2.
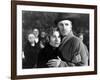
(47, 27, 60, 41)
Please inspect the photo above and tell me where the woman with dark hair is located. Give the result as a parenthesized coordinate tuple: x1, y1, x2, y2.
(37, 29, 65, 68)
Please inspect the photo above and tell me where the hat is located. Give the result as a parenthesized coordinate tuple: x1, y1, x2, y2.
(54, 17, 74, 26)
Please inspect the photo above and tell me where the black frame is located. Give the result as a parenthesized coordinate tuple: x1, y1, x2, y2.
(11, 0, 97, 80)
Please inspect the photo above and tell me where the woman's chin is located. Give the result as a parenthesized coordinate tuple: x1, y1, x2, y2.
(54, 44, 60, 47)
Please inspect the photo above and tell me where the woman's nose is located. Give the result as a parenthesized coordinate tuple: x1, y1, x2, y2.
(55, 37, 58, 41)
(55, 38, 60, 42)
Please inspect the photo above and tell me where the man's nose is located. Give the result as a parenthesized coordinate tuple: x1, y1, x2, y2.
(61, 24, 65, 29)
(63, 24, 66, 28)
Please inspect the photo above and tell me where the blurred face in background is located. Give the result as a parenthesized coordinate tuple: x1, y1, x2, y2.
(57, 20, 72, 36)
(50, 31, 61, 48)
(28, 34, 35, 44)
(41, 32, 46, 38)
(33, 29, 39, 37)
(79, 34, 84, 41)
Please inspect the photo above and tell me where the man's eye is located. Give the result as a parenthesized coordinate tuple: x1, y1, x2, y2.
(59, 23, 63, 26)
(65, 23, 69, 26)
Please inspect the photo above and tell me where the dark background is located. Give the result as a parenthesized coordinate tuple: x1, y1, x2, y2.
(22, 11, 89, 51)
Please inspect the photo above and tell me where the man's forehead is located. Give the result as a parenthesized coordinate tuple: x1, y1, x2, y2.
(58, 20, 72, 24)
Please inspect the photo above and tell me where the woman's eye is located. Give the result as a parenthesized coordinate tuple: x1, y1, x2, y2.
(58, 36, 60, 38)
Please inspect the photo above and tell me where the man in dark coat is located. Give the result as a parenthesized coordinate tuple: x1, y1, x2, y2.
(47, 17, 89, 67)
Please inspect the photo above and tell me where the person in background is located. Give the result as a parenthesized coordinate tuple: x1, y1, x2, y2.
(47, 17, 89, 67)
(33, 28, 39, 44)
(78, 33, 89, 65)
(40, 31, 48, 48)
(23, 33, 40, 68)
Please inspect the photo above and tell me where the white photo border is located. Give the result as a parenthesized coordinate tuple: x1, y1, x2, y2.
(17, 5, 94, 75)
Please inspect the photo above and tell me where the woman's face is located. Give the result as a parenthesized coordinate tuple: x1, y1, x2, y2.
(50, 31, 61, 47)
(28, 34, 35, 44)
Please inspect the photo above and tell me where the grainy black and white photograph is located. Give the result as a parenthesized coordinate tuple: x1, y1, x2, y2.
(22, 11, 89, 69)
(15, 3, 96, 78)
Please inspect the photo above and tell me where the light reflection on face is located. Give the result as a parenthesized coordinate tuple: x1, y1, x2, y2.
(79, 34, 84, 41)
(28, 34, 35, 44)
(50, 31, 61, 48)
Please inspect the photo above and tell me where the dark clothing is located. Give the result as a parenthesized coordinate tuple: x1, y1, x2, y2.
(23, 41, 40, 69)
(39, 36, 49, 48)
(59, 32, 88, 66)
(37, 44, 62, 68)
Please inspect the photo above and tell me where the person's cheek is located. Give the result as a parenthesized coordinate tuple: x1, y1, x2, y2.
(59, 26, 62, 31)
(52, 38, 55, 43)
(61, 27, 64, 31)
(50, 38, 54, 43)
(59, 38, 61, 43)
(53, 38, 56, 44)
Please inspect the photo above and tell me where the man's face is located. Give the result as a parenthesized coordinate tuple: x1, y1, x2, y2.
(57, 20, 72, 36)
(33, 29, 39, 37)
(50, 31, 61, 47)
